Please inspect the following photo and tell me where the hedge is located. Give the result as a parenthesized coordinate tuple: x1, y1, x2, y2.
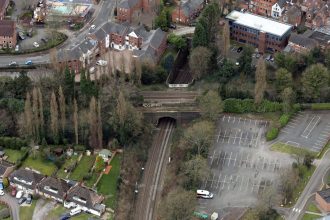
(223, 98, 282, 113)
(266, 127, 279, 141)
(0, 137, 27, 150)
(279, 114, 291, 128)
(311, 103, 330, 110)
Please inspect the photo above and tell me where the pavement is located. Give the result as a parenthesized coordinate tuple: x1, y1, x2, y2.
(32, 199, 56, 220)
(0, 193, 19, 220)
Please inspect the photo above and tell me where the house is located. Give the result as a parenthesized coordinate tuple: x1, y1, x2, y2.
(98, 149, 112, 162)
(37, 177, 71, 203)
(253, 0, 277, 16)
(0, 160, 15, 180)
(316, 188, 330, 212)
(287, 33, 318, 53)
(302, 0, 329, 29)
(0, 20, 17, 49)
(171, 0, 204, 24)
(116, 0, 153, 22)
(271, 0, 286, 18)
(281, 5, 302, 27)
(0, 0, 9, 20)
(64, 185, 106, 217)
(9, 168, 45, 194)
(304, 29, 330, 50)
(226, 10, 292, 53)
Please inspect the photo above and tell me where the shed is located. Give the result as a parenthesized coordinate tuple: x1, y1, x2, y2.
(98, 149, 112, 162)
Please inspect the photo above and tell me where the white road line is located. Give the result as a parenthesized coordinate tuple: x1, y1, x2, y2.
(228, 152, 232, 167)
(301, 116, 320, 138)
(228, 116, 231, 123)
(239, 176, 244, 191)
(222, 116, 225, 121)
(233, 130, 238, 144)
(232, 117, 235, 124)
(222, 152, 227, 166)
(210, 150, 216, 165)
(221, 175, 227, 190)
(233, 153, 238, 167)
(216, 151, 222, 165)
(216, 173, 222, 189)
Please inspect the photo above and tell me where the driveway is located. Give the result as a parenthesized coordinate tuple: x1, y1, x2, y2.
(32, 199, 56, 220)
(0, 193, 19, 220)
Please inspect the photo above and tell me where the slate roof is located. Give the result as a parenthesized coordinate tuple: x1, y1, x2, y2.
(289, 33, 318, 48)
(0, 20, 15, 37)
(0, 160, 14, 177)
(118, 0, 140, 9)
(9, 168, 45, 190)
(276, 0, 286, 8)
(0, 0, 9, 12)
(66, 185, 105, 211)
(38, 177, 71, 200)
(318, 188, 330, 203)
(181, 0, 204, 17)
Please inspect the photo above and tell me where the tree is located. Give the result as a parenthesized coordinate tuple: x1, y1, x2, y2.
(73, 98, 79, 145)
(192, 21, 208, 48)
(275, 68, 293, 93)
(97, 99, 103, 148)
(167, 34, 186, 50)
(222, 20, 230, 58)
(182, 155, 210, 189)
(9, 71, 32, 99)
(237, 46, 253, 77)
(38, 88, 44, 140)
(279, 168, 299, 205)
(32, 87, 40, 142)
(63, 66, 75, 100)
(160, 188, 196, 220)
(59, 86, 66, 135)
(215, 59, 236, 82)
(88, 97, 98, 149)
(50, 91, 59, 144)
(183, 120, 214, 156)
(23, 92, 33, 139)
(301, 63, 329, 101)
(189, 46, 212, 79)
(95, 156, 105, 173)
(155, 9, 169, 31)
(274, 53, 298, 74)
(281, 87, 295, 113)
(200, 3, 219, 42)
(198, 90, 223, 120)
(254, 58, 267, 105)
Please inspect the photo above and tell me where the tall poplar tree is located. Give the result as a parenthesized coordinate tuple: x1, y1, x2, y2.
(254, 58, 267, 105)
(24, 92, 33, 138)
(97, 99, 102, 148)
(38, 88, 44, 140)
(88, 97, 98, 149)
(59, 86, 66, 134)
(73, 98, 79, 145)
(50, 91, 59, 144)
(32, 87, 40, 142)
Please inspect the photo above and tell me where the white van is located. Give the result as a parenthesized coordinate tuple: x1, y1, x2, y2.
(197, 190, 214, 199)
(70, 207, 82, 216)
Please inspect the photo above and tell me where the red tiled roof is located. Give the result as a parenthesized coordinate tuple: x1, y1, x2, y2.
(0, 20, 15, 37)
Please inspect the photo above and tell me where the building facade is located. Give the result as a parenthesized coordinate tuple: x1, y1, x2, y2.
(0, 20, 17, 49)
(226, 10, 292, 53)
(253, 0, 277, 16)
(0, 0, 9, 20)
(171, 0, 204, 24)
(316, 188, 330, 212)
(271, 0, 285, 18)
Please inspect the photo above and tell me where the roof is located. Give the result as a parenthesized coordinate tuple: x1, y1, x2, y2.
(0, 0, 9, 12)
(181, 0, 204, 16)
(99, 149, 111, 156)
(226, 10, 292, 36)
(318, 188, 330, 203)
(307, 30, 330, 45)
(0, 20, 15, 37)
(118, 0, 140, 9)
(276, 0, 286, 8)
(38, 177, 71, 199)
(0, 160, 14, 176)
(9, 168, 45, 190)
(66, 185, 105, 211)
(289, 33, 318, 48)
(149, 28, 166, 49)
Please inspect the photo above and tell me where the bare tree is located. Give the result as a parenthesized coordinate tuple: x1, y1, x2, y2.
(23, 92, 33, 138)
(58, 86, 66, 134)
(222, 20, 230, 58)
(189, 46, 213, 79)
(73, 98, 79, 145)
(254, 58, 267, 105)
(32, 87, 40, 142)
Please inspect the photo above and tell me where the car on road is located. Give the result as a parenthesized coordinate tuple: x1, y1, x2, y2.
(0, 190, 4, 196)
(16, 190, 23, 199)
(237, 47, 243, 53)
(96, 60, 107, 66)
(26, 194, 32, 204)
(18, 197, 26, 205)
(9, 61, 17, 66)
(197, 190, 214, 199)
(15, 45, 19, 52)
(33, 42, 40, 48)
(25, 60, 33, 65)
(169, 23, 176, 29)
(90, 25, 96, 30)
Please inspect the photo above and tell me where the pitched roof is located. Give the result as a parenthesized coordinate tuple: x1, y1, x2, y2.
(99, 149, 111, 156)
(9, 168, 45, 190)
(289, 33, 318, 48)
(276, 0, 286, 7)
(0, 0, 9, 12)
(318, 188, 330, 203)
(118, 0, 140, 9)
(66, 185, 105, 211)
(0, 20, 15, 37)
(0, 160, 14, 176)
(149, 28, 166, 49)
(38, 177, 71, 200)
(181, 0, 204, 16)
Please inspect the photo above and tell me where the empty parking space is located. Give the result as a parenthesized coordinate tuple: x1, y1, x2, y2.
(279, 111, 330, 152)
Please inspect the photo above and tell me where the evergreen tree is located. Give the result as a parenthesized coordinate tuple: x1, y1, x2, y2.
(88, 97, 98, 149)
(64, 66, 75, 100)
(192, 21, 208, 48)
(73, 98, 79, 145)
(59, 86, 66, 134)
(23, 92, 33, 139)
(50, 91, 59, 144)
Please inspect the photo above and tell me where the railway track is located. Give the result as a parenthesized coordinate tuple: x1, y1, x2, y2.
(134, 118, 175, 220)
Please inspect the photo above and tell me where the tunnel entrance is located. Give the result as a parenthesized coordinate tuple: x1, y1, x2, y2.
(157, 117, 177, 127)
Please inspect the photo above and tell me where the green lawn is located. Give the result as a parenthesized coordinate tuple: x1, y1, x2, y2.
(317, 141, 330, 159)
(302, 213, 320, 220)
(97, 155, 121, 209)
(4, 149, 24, 164)
(19, 200, 36, 220)
(271, 142, 317, 157)
(70, 155, 96, 181)
(22, 153, 57, 176)
(85, 172, 99, 188)
(306, 203, 321, 213)
(56, 155, 79, 179)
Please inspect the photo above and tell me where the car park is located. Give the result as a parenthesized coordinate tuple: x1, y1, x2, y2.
(18, 197, 26, 205)
(33, 42, 40, 48)
(26, 194, 32, 204)
(25, 60, 33, 65)
(16, 190, 23, 199)
(96, 60, 107, 66)
(237, 47, 243, 53)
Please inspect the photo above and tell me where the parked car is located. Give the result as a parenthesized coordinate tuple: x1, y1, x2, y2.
(256, 53, 260, 58)
(9, 61, 17, 66)
(15, 45, 19, 52)
(60, 213, 71, 220)
(0, 190, 4, 196)
(33, 42, 40, 48)
(11, 187, 17, 197)
(90, 25, 96, 30)
(25, 60, 33, 65)
(169, 23, 176, 29)
(96, 60, 107, 66)
(265, 54, 272, 61)
(196, 190, 214, 199)
(18, 197, 26, 205)
(41, 38, 48, 43)
(237, 47, 243, 53)
(26, 194, 32, 204)
(16, 190, 23, 199)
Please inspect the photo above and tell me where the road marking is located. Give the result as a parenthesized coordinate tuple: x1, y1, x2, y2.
(216, 173, 222, 189)
(222, 116, 225, 122)
(228, 116, 231, 123)
(233, 153, 238, 167)
(232, 117, 235, 124)
(301, 116, 320, 138)
(221, 175, 227, 190)
(216, 151, 222, 165)
(233, 130, 238, 144)
(228, 151, 232, 167)
(210, 150, 216, 165)
(239, 176, 244, 191)
(228, 175, 233, 190)
(222, 152, 227, 166)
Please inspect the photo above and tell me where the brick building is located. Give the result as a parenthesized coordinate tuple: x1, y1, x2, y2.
(226, 10, 292, 53)
(0, 0, 9, 20)
(281, 5, 302, 27)
(171, 0, 204, 24)
(316, 188, 330, 212)
(286, 33, 318, 53)
(117, 0, 153, 22)
(253, 0, 277, 16)
(0, 20, 17, 49)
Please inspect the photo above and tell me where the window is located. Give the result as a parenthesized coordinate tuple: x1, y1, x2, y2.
(73, 196, 87, 204)
(44, 186, 58, 194)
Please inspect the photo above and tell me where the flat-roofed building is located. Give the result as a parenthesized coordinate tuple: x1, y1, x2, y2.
(226, 10, 292, 53)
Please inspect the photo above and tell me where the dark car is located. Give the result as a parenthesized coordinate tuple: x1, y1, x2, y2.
(59, 213, 71, 220)
(41, 38, 48, 43)
(26, 194, 32, 204)
(18, 197, 26, 205)
(169, 23, 176, 29)
(237, 47, 243, 53)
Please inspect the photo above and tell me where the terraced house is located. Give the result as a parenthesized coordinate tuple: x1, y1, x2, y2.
(171, 0, 204, 24)
(37, 176, 71, 203)
(0, 20, 16, 49)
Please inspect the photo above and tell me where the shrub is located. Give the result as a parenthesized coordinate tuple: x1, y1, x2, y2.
(73, 145, 86, 152)
(279, 114, 291, 127)
(0, 137, 27, 150)
(266, 127, 279, 141)
(223, 98, 282, 113)
(83, 173, 92, 181)
(311, 103, 330, 110)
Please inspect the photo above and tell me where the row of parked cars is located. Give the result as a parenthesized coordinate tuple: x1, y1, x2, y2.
(11, 188, 33, 205)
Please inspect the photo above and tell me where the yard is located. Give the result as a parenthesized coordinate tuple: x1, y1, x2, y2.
(22, 153, 57, 176)
(56, 155, 79, 179)
(271, 142, 317, 157)
(306, 202, 321, 213)
(46, 205, 93, 220)
(97, 155, 121, 209)
(69, 155, 96, 181)
(19, 200, 37, 220)
(4, 149, 25, 164)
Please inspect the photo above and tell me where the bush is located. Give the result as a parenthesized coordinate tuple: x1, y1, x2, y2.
(0, 137, 27, 150)
(73, 145, 86, 152)
(279, 114, 291, 127)
(83, 173, 92, 181)
(266, 127, 279, 141)
(311, 103, 330, 110)
(223, 98, 282, 113)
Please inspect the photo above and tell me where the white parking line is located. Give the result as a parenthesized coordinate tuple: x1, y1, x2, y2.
(232, 117, 235, 124)
(222, 152, 227, 166)
(228, 175, 233, 190)
(228, 116, 231, 123)
(210, 173, 216, 188)
(233, 130, 238, 144)
(221, 175, 227, 190)
(301, 116, 320, 138)
(239, 176, 244, 191)
(216, 151, 222, 165)
(228, 152, 232, 167)
(233, 153, 238, 167)
(216, 173, 222, 189)
(210, 150, 216, 165)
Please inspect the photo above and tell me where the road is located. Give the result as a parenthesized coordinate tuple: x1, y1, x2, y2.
(141, 91, 199, 104)
(287, 150, 330, 220)
(134, 118, 175, 220)
(0, 193, 19, 220)
(0, 0, 116, 67)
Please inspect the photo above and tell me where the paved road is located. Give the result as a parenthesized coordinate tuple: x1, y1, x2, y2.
(0, 193, 19, 220)
(134, 118, 175, 220)
(0, 0, 116, 67)
(288, 150, 330, 220)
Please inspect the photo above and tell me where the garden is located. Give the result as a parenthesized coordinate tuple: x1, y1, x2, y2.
(69, 155, 96, 181)
(22, 152, 57, 176)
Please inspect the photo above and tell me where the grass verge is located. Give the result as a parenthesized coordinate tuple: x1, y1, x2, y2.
(302, 213, 321, 220)
(271, 142, 317, 157)
(19, 200, 36, 220)
(306, 202, 321, 213)
(291, 166, 316, 206)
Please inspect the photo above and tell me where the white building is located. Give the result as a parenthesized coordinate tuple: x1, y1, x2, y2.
(272, 0, 286, 18)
